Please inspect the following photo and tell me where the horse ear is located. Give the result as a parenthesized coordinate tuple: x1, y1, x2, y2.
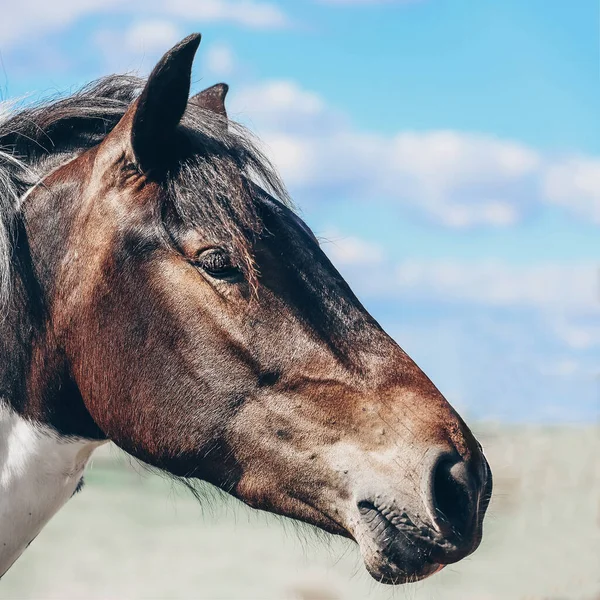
(190, 83, 229, 119)
(131, 33, 201, 172)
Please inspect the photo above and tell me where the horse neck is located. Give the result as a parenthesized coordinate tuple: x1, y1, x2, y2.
(0, 212, 105, 578)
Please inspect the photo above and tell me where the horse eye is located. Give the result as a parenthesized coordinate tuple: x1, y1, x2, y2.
(195, 248, 240, 280)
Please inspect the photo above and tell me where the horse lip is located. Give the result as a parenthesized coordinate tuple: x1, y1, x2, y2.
(356, 499, 453, 583)
(356, 497, 483, 578)
(357, 499, 440, 548)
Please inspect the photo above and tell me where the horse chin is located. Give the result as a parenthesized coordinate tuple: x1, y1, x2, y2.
(361, 551, 443, 585)
(352, 511, 445, 585)
(356, 530, 444, 585)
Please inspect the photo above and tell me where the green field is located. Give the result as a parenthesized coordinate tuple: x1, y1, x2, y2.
(2, 425, 599, 600)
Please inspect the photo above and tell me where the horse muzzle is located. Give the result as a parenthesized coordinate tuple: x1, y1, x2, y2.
(349, 448, 492, 584)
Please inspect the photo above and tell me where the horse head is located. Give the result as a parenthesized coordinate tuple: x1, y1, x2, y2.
(5, 34, 491, 584)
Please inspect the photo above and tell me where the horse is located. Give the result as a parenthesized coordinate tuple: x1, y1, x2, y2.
(0, 33, 491, 584)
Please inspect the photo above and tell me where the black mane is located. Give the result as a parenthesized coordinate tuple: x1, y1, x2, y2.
(0, 75, 289, 308)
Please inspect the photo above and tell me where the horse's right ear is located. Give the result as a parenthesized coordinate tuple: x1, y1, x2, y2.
(130, 34, 201, 173)
(190, 83, 229, 119)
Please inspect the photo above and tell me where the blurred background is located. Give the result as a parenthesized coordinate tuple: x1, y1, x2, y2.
(1, 1, 598, 598)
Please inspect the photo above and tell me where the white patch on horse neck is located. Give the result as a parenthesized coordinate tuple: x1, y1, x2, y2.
(0, 402, 105, 577)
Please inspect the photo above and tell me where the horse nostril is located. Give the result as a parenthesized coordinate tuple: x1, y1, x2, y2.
(429, 454, 474, 540)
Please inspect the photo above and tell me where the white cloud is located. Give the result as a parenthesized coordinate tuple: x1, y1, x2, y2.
(231, 80, 337, 135)
(543, 157, 600, 224)
(94, 24, 239, 76)
(230, 79, 600, 228)
(93, 21, 184, 74)
(385, 131, 539, 226)
(314, 228, 599, 312)
(553, 359, 579, 377)
(238, 80, 325, 117)
(320, 0, 420, 4)
(0, 0, 122, 48)
(166, 0, 289, 28)
(233, 82, 537, 226)
(0, 0, 289, 49)
(123, 20, 183, 56)
(391, 260, 599, 310)
(551, 319, 600, 349)
(204, 43, 237, 78)
(537, 357, 597, 379)
(321, 231, 385, 266)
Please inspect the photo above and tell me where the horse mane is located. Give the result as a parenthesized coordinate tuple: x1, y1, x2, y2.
(0, 75, 289, 310)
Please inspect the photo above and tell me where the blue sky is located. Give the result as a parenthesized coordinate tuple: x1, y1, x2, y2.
(1, 0, 598, 421)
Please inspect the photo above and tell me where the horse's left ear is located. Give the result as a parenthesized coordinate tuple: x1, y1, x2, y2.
(131, 33, 201, 172)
